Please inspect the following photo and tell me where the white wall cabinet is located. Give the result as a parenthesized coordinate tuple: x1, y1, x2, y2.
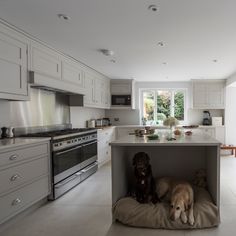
(0, 20, 111, 103)
(111, 83, 132, 95)
(0, 24, 29, 100)
(192, 80, 225, 109)
(62, 58, 84, 87)
(0, 140, 50, 224)
(84, 69, 110, 109)
(97, 127, 116, 166)
(31, 42, 61, 80)
(30, 41, 87, 95)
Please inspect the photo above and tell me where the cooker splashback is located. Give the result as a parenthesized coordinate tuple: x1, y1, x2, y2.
(9, 88, 70, 127)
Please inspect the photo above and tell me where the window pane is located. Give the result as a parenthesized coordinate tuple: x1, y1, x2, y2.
(156, 91, 171, 122)
(143, 91, 154, 124)
(174, 91, 184, 120)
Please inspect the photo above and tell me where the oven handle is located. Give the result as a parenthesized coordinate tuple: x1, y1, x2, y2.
(82, 141, 97, 147)
(55, 172, 82, 189)
(55, 145, 82, 156)
(81, 162, 98, 173)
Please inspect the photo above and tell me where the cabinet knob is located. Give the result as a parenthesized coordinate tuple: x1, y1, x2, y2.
(9, 154, 18, 161)
(10, 174, 21, 182)
(12, 198, 21, 206)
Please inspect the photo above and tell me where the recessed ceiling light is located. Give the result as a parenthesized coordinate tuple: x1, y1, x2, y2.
(148, 5, 158, 12)
(57, 14, 70, 21)
(157, 42, 165, 47)
(99, 49, 114, 56)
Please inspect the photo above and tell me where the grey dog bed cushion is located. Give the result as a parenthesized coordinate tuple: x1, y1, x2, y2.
(112, 187, 220, 229)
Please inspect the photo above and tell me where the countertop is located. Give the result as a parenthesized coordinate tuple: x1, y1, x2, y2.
(110, 133, 221, 146)
(0, 137, 51, 151)
(115, 125, 224, 129)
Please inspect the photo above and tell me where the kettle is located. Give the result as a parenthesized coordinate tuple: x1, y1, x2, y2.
(202, 111, 211, 126)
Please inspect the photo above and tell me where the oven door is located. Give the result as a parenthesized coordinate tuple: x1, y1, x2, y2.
(81, 140, 97, 169)
(53, 145, 82, 184)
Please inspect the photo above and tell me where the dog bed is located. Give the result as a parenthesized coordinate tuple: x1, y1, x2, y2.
(112, 187, 220, 229)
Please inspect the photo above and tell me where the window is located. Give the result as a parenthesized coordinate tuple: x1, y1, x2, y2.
(141, 89, 186, 125)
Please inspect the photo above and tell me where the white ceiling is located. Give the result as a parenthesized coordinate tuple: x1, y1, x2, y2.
(1, 0, 236, 82)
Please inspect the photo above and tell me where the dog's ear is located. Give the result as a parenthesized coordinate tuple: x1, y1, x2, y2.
(133, 154, 137, 166)
(145, 153, 150, 162)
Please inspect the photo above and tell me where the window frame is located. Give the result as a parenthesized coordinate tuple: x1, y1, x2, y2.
(140, 88, 187, 125)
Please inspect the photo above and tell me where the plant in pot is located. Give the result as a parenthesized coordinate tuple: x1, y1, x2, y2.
(156, 113, 166, 125)
(163, 117, 179, 140)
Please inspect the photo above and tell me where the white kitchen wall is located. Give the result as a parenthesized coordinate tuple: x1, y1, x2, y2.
(106, 81, 225, 126)
(188, 109, 224, 125)
(105, 109, 140, 125)
(0, 100, 11, 127)
(225, 85, 236, 145)
(70, 107, 105, 128)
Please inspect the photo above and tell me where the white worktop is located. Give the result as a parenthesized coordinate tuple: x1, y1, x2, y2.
(110, 133, 220, 146)
(0, 137, 51, 150)
(115, 125, 224, 129)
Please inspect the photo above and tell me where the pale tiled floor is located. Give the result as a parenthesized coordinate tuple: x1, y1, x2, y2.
(1, 156, 236, 236)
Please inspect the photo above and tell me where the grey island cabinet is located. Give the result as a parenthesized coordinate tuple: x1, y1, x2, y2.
(0, 138, 51, 224)
(110, 134, 221, 209)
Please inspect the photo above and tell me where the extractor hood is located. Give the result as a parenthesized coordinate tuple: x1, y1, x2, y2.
(29, 71, 84, 106)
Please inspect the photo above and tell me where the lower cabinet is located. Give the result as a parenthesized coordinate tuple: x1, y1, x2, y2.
(97, 127, 116, 166)
(0, 177, 49, 224)
(197, 126, 225, 144)
(0, 140, 50, 224)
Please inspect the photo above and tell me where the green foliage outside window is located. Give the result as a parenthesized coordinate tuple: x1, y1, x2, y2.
(142, 90, 185, 124)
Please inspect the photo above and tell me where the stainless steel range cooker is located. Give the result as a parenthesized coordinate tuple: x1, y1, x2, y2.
(19, 126, 98, 199)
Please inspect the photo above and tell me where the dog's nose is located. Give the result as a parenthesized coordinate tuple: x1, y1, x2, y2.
(170, 215, 175, 221)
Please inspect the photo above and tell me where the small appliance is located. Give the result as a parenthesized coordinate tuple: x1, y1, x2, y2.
(87, 119, 96, 128)
(111, 95, 131, 106)
(212, 117, 223, 126)
(202, 111, 211, 126)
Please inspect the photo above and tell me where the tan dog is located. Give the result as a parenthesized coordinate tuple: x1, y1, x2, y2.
(156, 177, 194, 225)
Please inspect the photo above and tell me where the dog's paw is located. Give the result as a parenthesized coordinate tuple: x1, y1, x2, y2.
(188, 216, 195, 226)
(181, 213, 187, 224)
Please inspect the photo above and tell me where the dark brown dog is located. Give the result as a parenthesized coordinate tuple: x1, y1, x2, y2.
(133, 152, 158, 204)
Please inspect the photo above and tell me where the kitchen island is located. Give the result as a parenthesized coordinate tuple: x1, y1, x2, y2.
(110, 133, 221, 208)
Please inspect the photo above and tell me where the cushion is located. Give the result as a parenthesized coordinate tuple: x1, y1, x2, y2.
(112, 187, 220, 229)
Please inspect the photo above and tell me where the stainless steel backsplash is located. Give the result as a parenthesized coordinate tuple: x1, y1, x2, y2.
(9, 88, 70, 127)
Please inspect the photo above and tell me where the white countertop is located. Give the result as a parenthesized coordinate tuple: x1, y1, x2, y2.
(110, 133, 221, 146)
(0, 137, 51, 151)
(115, 125, 224, 129)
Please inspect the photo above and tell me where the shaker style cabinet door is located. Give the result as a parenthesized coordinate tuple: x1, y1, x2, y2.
(207, 83, 225, 108)
(84, 70, 95, 106)
(193, 83, 208, 108)
(62, 58, 84, 87)
(0, 30, 28, 97)
(31, 42, 62, 79)
(192, 80, 225, 109)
